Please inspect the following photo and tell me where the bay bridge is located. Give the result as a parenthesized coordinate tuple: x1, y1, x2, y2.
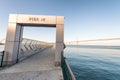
(65, 38, 120, 45)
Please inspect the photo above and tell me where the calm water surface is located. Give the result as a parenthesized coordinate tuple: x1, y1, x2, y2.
(64, 45, 120, 80)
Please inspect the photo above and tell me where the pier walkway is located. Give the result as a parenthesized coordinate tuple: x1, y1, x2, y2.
(0, 47, 63, 80)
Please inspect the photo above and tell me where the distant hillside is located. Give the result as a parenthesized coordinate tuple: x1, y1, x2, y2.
(0, 43, 5, 45)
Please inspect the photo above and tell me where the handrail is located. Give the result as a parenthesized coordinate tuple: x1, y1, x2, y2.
(61, 56, 76, 80)
(64, 59, 76, 80)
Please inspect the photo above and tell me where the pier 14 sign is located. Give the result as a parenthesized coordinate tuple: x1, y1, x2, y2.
(8, 14, 58, 26)
(29, 17, 45, 22)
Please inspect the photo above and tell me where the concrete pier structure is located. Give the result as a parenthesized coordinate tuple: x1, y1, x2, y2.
(3, 14, 64, 66)
(1, 14, 76, 80)
(0, 47, 63, 80)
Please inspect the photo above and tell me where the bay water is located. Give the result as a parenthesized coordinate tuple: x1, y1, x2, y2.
(64, 45, 120, 80)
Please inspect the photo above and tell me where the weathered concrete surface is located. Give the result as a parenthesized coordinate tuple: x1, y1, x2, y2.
(0, 47, 63, 80)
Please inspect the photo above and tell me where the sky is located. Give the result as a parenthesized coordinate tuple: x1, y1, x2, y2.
(0, 0, 120, 42)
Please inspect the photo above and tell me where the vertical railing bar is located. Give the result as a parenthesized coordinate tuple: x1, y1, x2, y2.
(0, 51, 4, 67)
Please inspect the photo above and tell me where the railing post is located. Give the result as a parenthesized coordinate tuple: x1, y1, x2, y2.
(1, 51, 4, 67)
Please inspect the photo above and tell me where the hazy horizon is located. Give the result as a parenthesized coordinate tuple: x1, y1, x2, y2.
(1, 37, 120, 46)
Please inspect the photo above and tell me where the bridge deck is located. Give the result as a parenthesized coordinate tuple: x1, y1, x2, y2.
(0, 47, 63, 80)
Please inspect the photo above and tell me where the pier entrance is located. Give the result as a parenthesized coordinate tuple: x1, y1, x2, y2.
(3, 14, 64, 66)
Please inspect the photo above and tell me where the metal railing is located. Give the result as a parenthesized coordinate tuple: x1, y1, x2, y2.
(20, 38, 52, 53)
(61, 56, 76, 80)
(18, 38, 53, 62)
(0, 38, 53, 67)
(0, 51, 4, 67)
